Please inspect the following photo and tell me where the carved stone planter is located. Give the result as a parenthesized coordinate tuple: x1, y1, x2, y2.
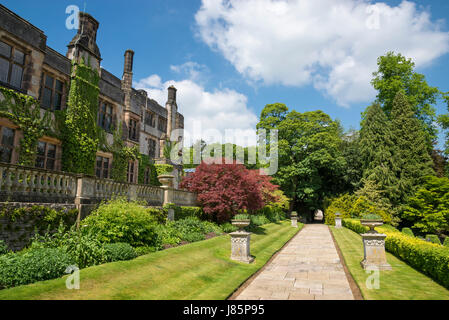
(158, 175, 175, 188)
(291, 211, 298, 228)
(335, 212, 342, 229)
(360, 219, 392, 270)
(158, 175, 174, 205)
(230, 219, 254, 264)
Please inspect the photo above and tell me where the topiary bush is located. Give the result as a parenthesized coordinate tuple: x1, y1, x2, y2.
(401, 228, 414, 237)
(104, 243, 137, 262)
(0, 248, 73, 289)
(426, 234, 442, 245)
(81, 198, 161, 248)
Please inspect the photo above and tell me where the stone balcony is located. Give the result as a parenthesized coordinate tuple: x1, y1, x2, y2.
(0, 162, 197, 219)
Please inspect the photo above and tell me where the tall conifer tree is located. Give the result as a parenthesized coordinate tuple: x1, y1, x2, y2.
(359, 103, 396, 196)
(389, 91, 435, 205)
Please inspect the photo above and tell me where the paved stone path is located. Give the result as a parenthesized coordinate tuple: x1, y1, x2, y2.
(234, 224, 355, 300)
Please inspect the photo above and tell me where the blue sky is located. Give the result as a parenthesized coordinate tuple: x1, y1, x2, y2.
(3, 0, 449, 147)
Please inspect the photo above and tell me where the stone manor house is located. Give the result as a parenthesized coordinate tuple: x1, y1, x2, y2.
(0, 4, 184, 186)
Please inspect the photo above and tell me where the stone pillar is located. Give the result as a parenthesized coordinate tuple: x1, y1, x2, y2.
(361, 233, 392, 270)
(291, 211, 298, 228)
(128, 184, 137, 201)
(167, 208, 175, 221)
(335, 212, 342, 229)
(230, 220, 254, 264)
(230, 231, 254, 264)
(74, 175, 96, 226)
(158, 175, 174, 206)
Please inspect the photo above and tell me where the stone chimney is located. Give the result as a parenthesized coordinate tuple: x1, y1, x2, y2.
(67, 12, 101, 68)
(121, 50, 134, 111)
(122, 50, 134, 91)
(167, 85, 177, 104)
(166, 85, 178, 138)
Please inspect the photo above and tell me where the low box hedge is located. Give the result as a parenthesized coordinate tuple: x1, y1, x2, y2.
(342, 218, 449, 289)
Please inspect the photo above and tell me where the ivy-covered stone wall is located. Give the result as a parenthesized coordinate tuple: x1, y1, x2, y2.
(60, 60, 100, 175)
(0, 203, 78, 251)
(0, 87, 52, 166)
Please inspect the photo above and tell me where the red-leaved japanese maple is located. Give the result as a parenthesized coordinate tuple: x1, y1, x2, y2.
(180, 159, 277, 222)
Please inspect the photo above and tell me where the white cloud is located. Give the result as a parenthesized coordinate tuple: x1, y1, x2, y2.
(195, 0, 449, 106)
(170, 62, 210, 82)
(134, 67, 259, 146)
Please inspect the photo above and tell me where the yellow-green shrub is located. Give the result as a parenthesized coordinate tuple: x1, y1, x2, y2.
(324, 194, 355, 225)
(325, 194, 393, 226)
(350, 196, 392, 224)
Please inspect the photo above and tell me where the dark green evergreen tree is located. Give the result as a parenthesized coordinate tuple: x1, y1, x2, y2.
(389, 91, 435, 205)
(359, 103, 396, 194)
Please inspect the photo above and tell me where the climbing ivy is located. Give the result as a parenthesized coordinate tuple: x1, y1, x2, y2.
(138, 154, 166, 186)
(0, 87, 52, 166)
(109, 123, 140, 182)
(60, 59, 100, 175)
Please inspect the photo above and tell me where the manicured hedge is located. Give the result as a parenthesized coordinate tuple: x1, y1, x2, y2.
(342, 218, 449, 289)
(342, 219, 368, 234)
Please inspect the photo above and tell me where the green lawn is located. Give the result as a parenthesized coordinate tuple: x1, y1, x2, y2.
(0, 221, 301, 300)
(330, 226, 449, 300)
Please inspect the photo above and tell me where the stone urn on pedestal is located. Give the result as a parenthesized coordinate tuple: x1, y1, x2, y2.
(335, 212, 342, 229)
(230, 215, 254, 264)
(360, 214, 392, 270)
(291, 211, 298, 228)
(158, 175, 175, 207)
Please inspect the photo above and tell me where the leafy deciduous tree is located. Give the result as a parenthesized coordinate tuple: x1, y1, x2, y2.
(372, 51, 441, 145)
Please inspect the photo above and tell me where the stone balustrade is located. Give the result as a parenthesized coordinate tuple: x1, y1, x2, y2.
(0, 163, 197, 219)
(0, 163, 77, 203)
(173, 189, 197, 207)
